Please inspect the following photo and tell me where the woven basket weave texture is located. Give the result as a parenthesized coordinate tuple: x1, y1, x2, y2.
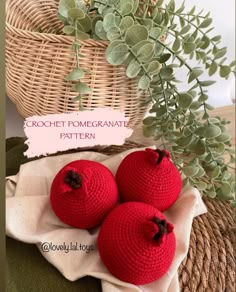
(6, 0, 149, 128)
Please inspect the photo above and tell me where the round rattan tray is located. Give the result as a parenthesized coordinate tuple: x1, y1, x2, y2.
(100, 142, 236, 292)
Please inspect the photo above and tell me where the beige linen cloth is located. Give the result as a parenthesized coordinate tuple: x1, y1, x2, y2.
(6, 147, 207, 292)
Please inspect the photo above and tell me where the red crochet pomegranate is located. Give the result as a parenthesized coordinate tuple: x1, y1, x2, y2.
(50, 160, 118, 229)
(98, 202, 176, 285)
(116, 148, 182, 211)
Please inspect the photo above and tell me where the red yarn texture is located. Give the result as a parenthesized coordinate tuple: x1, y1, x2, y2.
(98, 202, 176, 285)
(50, 160, 118, 229)
(116, 148, 182, 211)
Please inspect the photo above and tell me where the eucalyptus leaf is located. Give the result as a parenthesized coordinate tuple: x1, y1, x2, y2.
(143, 125, 156, 137)
(149, 27, 162, 40)
(215, 133, 231, 142)
(220, 65, 231, 78)
(68, 8, 85, 20)
(63, 25, 75, 35)
(125, 25, 148, 46)
(65, 68, 84, 80)
(194, 139, 206, 155)
(178, 93, 193, 108)
(183, 166, 199, 177)
(143, 116, 156, 126)
(106, 43, 130, 65)
(59, 0, 76, 18)
(118, 3, 133, 16)
(119, 16, 134, 31)
(95, 20, 108, 40)
(107, 27, 121, 40)
(103, 13, 116, 32)
(209, 62, 218, 76)
(195, 181, 208, 190)
(188, 69, 203, 83)
(176, 135, 193, 147)
(146, 61, 161, 75)
(203, 124, 221, 139)
(72, 81, 91, 94)
(77, 31, 90, 40)
(137, 43, 154, 62)
(126, 59, 141, 78)
(138, 75, 150, 90)
(199, 18, 213, 28)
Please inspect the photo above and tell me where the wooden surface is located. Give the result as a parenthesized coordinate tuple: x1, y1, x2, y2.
(130, 105, 235, 147)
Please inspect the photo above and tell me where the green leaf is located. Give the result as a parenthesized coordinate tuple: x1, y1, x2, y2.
(137, 43, 154, 62)
(132, 40, 152, 55)
(132, 0, 139, 13)
(208, 191, 217, 198)
(91, 15, 103, 33)
(218, 182, 232, 198)
(160, 67, 173, 79)
(106, 43, 129, 65)
(220, 65, 231, 78)
(138, 75, 150, 90)
(180, 25, 191, 34)
(194, 139, 206, 155)
(211, 35, 221, 42)
(118, 2, 133, 16)
(126, 59, 141, 78)
(200, 80, 216, 87)
(195, 181, 208, 190)
(172, 38, 181, 51)
(155, 106, 167, 117)
(103, 13, 116, 32)
(63, 25, 75, 35)
(198, 94, 208, 102)
(183, 166, 199, 177)
(76, 30, 89, 40)
(183, 42, 196, 54)
(158, 54, 171, 63)
(149, 27, 162, 40)
(188, 69, 203, 83)
(125, 25, 148, 46)
(107, 27, 121, 41)
(146, 61, 161, 75)
(95, 20, 108, 40)
(119, 16, 134, 31)
(209, 62, 218, 76)
(77, 15, 92, 32)
(178, 93, 193, 109)
(106, 40, 124, 58)
(143, 125, 156, 137)
(143, 117, 156, 126)
(215, 133, 231, 142)
(68, 8, 85, 20)
(72, 82, 91, 94)
(203, 124, 221, 139)
(211, 166, 221, 179)
(65, 68, 84, 81)
(199, 18, 213, 28)
(176, 135, 193, 147)
(59, 0, 76, 17)
(214, 48, 227, 60)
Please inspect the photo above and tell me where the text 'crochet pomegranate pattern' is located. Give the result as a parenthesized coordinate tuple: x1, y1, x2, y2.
(50, 160, 118, 229)
(98, 202, 176, 285)
(116, 148, 182, 211)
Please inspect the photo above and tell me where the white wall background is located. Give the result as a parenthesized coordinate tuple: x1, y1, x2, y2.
(174, 0, 235, 106)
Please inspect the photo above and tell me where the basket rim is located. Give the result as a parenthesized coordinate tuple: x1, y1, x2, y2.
(6, 22, 109, 47)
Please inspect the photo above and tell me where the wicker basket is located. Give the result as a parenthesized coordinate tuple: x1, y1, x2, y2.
(6, 0, 150, 128)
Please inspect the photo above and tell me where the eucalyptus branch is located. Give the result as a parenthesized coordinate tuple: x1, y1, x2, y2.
(57, 0, 235, 201)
